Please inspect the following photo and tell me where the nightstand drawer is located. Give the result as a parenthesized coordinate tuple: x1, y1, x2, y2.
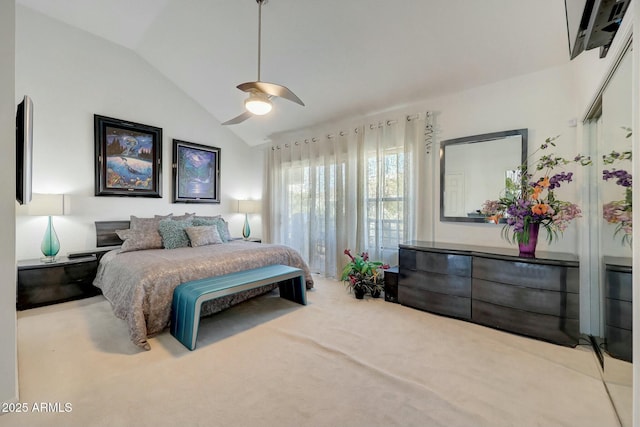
(17, 256, 101, 310)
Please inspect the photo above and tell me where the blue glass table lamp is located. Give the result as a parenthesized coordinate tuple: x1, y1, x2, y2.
(237, 199, 262, 240)
(23, 194, 64, 262)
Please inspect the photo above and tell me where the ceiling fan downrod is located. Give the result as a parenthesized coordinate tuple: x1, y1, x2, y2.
(256, 0, 267, 82)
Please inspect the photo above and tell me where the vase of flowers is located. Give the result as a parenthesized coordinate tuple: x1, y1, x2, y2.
(341, 249, 389, 299)
(517, 223, 540, 257)
(481, 135, 592, 257)
(602, 130, 632, 246)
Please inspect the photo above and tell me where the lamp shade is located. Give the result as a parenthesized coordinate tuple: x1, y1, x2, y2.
(244, 92, 272, 115)
(237, 200, 261, 214)
(22, 193, 65, 216)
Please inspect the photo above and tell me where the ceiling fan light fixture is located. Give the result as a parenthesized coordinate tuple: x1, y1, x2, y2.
(222, 0, 303, 126)
(244, 92, 272, 115)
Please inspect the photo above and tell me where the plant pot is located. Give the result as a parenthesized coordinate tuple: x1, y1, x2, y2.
(354, 287, 365, 299)
(371, 288, 381, 298)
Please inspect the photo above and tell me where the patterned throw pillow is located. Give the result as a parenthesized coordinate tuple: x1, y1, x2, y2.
(172, 213, 196, 221)
(192, 217, 231, 242)
(218, 218, 232, 241)
(158, 219, 194, 249)
(116, 229, 163, 253)
(129, 215, 170, 243)
(195, 215, 222, 221)
(113, 215, 176, 253)
(185, 225, 223, 247)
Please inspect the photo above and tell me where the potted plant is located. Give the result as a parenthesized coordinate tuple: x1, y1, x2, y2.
(340, 249, 388, 299)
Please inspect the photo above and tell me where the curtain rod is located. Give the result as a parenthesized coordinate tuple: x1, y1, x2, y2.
(272, 111, 429, 150)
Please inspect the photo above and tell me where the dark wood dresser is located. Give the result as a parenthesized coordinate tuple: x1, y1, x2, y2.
(398, 241, 580, 347)
(604, 256, 632, 362)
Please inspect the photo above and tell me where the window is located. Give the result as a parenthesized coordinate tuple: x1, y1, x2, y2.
(365, 146, 405, 265)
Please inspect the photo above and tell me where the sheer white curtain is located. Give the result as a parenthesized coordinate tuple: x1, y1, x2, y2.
(264, 129, 362, 276)
(362, 115, 423, 265)
(265, 113, 427, 277)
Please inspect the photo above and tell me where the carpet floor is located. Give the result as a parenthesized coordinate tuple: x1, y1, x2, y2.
(3, 275, 625, 427)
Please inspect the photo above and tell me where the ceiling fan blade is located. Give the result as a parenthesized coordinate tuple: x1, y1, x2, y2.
(221, 111, 253, 125)
(237, 81, 305, 106)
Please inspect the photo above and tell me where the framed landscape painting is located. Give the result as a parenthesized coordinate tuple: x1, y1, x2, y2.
(172, 139, 220, 203)
(94, 115, 162, 197)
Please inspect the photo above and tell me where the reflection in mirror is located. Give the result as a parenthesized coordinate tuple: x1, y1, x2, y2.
(440, 129, 527, 222)
(590, 43, 632, 426)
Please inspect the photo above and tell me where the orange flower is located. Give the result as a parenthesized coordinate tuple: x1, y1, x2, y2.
(532, 177, 550, 200)
(532, 186, 543, 200)
(488, 214, 502, 224)
(538, 177, 550, 188)
(531, 203, 549, 215)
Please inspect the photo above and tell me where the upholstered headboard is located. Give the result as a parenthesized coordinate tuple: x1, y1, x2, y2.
(95, 220, 130, 247)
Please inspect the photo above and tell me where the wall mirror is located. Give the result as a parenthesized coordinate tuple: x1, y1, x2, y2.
(440, 129, 528, 222)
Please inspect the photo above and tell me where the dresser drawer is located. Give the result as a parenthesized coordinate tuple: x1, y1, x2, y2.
(400, 249, 471, 276)
(605, 298, 632, 330)
(473, 257, 579, 293)
(605, 269, 632, 302)
(606, 326, 632, 362)
(473, 278, 579, 319)
(398, 285, 471, 319)
(472, 300, 579, 346)
(401, 270, 471, 297)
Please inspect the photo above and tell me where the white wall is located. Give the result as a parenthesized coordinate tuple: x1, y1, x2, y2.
(14, 6, 264, 260)
(0, 0, 18, 405)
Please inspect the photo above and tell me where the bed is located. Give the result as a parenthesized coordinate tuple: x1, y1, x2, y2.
(92, 219, 314, 350)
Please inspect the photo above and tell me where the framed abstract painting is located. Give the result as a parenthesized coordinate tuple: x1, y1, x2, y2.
(94, 115, 163, 197)
(172, 139, 220, 203)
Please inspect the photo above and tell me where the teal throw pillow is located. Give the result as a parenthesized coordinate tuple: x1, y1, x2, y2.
(158, 219, 194, 249)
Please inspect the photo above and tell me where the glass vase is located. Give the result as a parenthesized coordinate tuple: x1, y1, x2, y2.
(518, 222, 540, 258)
(41, 216, 61, 262)
(242, 213, 251, 240)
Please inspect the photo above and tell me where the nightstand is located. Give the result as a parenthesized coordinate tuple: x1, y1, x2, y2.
(232, 238, 262, 243)
(17, 255, 102, 310)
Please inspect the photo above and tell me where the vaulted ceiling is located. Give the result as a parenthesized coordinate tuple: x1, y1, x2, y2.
(17, 0, 570, 146)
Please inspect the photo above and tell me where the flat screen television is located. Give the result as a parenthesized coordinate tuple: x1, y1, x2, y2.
(565, 0, 630, 60)
(16, 95, 33, 205)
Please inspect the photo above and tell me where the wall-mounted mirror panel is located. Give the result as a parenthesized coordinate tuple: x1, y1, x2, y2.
(440, 129, 527, 222)
(595, 42, 632, 425)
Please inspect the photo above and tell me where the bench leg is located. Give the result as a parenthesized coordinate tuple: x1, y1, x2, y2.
(278, 275, 307, 305)
(171, 296, 201, 351)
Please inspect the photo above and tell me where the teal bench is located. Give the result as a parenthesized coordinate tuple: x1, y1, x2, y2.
(170, 264, 307, 350)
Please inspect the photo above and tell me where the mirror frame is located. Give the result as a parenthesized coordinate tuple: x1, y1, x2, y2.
(440, 128, 528, 223)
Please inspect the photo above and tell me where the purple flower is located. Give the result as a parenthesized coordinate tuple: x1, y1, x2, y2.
(603, 169, 632, 187)
(548, 172, 573, 189)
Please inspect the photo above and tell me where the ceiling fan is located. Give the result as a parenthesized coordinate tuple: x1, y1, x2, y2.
(222, 0, 305, 126)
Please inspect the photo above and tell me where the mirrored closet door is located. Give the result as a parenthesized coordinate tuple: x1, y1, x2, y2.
(586, 40, 633, 426)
